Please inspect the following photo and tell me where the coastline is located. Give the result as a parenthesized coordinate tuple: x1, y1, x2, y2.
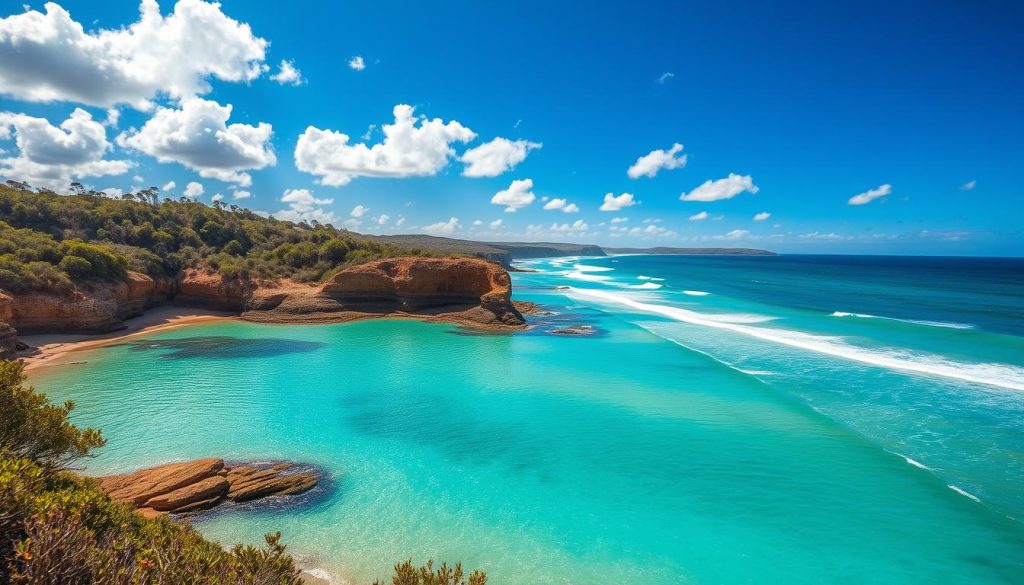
(18, 306, 234, 372)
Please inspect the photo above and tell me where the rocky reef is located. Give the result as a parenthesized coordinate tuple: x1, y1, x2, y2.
(0, 256, 524, 358)
(97, 458, 320, 517)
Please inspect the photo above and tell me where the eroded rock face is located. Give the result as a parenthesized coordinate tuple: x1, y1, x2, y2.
(0, 292, 15, 358)
(245, 256, 525, 327)
(2, 272, 175, 335)
(175, 268, 252, 312)
(98, 458, 321, 516)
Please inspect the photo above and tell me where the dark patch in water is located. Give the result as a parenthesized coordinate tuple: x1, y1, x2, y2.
(115, 336, 325, 360)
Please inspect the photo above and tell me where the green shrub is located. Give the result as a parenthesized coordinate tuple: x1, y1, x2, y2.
(58, 254, 93, 278)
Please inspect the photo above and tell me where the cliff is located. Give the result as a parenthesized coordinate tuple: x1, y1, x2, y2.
(0, 257, 524, 356)
(243, 256, 525, 328)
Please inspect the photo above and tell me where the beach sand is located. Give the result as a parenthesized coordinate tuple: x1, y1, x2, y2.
(18, 306, 233, 372)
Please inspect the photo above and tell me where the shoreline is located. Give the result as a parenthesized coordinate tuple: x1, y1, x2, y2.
(18, 306, 234, 373)
(18, 302, 535, 374)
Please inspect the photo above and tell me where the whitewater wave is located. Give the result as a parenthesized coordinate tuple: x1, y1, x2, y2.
(563, 270, 613, 283)
(637, 275, 666, 281)
(626, 282, 663, 290)
(830, 311, 974, 330)
(948, 484, 981, 502)
(895, 453, 933, 470)
(574, 263, 614, 272)
(568, 287, 1024, 392)
(683, 290, 711, 296)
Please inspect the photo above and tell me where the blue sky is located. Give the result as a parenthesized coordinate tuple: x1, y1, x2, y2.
(1, 1, 1022, 255)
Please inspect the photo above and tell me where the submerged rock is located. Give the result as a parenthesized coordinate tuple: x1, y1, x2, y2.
(549, 325, 598, 336)
(97, 458, 320, 516)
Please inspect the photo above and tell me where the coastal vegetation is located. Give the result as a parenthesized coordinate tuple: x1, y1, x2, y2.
(0, 182, 426, 291)
(0, 359, 488, 584)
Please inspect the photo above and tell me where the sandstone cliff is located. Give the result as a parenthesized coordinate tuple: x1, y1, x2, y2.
(0, 256, 524, 357)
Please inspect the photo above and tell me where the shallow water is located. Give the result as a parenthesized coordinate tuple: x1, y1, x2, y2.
(30, 254, 1024, 584)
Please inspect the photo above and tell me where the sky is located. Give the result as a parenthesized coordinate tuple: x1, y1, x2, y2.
(1, 1, 1022, 255)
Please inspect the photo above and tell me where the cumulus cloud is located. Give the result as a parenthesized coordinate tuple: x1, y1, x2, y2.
(182, 181, 203, 197)
(657, 72, 675, 84)
(161, 180, 176, 191)
(460, 137, 541, 178)
(423, 217, 460, 235)
(543, 198, 579, 213)
(375, 214, 390, 225)
(847, 183, 891, 206)
(350, 204, 368, 218)
(0, 0, 268, 110)
(270, 60, 304, 86)
(599, 192, 638, 211)
(627, 143, 686, 179)
(117, 97, 275, 186)
(273, 188, 338, 224)
(630, 224, 676, 237)
(489, 218, 503, 229)
(610, 216, 628, 223)
(231, 190, 251, 200)
(714, 229, 751, 240)
(491, 178, 536, 212)
(348, 55, 365, 71)
(689, 211, 708, 221)
(0, 108, 132, 189)
(680, 174, 758, 202)
(211, 192, 224, 202)
(960, 180, 976, 191)
(753, 211, 771, 221)
(550, 219, 588, 232)
(295, 104, 475, 186)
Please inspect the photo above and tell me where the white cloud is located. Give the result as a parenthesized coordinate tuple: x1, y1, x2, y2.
(423, 217, 460, 235)
(231, 190, 251, 200)
(543, 198, 579, 213)
(104, 108, 120, 128)
(657, 72, 674, 84)
(117, 97, 275, 186)
(0, 0, 268, 110)
(0, 108, 132, 190)
(799, 231, 848, 240)
(753, 211, 771, 221)
(714, 229, 751, 240)
(161, 180, 176, 191)
(551, 219, 588, 232)
(847, 183, 891, 206)
(183, 181, 203, 197)
(472, 219, 483, 226)
(460, 137, 540, 178)
(489, 218, 503, 229)
(689, 211, 708, 221)
(375, 214, 390, 225)
(630, 224, 676, 237)
(680, 174, 759, 202)
(270, 60, 304, 86)
(102, 187, 123, 198)
(599, 192, 638, 211)
(211, 192, 224, 202)
(960, 180, 976, 191)
(295, 104, 475, 186)
(273, 188, 338, 224)
(348, 55, 366, 71)
(395, 216, 406, 227)
(350, 204, 369, 218)
(491, 178, 536, 212)
(627, 143, 686, 179)
(610, 216, 628, 223)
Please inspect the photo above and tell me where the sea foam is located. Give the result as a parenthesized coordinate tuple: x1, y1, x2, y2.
(569, 287, 1024, 392)
(830, 311, 974, 330)
(683, 290, 711, 296)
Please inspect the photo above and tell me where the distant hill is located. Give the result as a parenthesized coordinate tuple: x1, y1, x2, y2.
(370, 235, 604, 265)
(602, 247, 775, 256)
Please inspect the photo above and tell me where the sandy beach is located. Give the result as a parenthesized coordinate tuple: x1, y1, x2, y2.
(18, 306, 233, 372)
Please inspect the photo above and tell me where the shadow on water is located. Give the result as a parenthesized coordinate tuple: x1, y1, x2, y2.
(113, 336, 325, 360)
(188, 463, 338, 522)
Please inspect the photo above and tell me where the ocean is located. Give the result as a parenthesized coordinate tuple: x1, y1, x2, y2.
(29, 254, 1024, 584)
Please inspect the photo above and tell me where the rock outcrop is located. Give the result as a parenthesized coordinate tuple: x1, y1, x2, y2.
(97, 458, 320, 516)
(174, 268, 252, 312)
(0, 292, 16, 358)
(242, 256, 525, 328)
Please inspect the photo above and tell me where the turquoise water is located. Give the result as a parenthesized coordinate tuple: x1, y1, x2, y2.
(29, 255, 1024, 584)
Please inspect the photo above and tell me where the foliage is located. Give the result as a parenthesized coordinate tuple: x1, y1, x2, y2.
(0, 361, 105, 472)
(0, 183, 428, 291)
(373, 559, 487, 585)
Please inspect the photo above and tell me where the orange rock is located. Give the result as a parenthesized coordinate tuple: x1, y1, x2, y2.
(144, 476, 229, 512)
(99, 458, 225, 506)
